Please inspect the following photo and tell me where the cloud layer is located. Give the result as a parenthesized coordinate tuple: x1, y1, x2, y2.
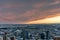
(0, 0, 60, 24)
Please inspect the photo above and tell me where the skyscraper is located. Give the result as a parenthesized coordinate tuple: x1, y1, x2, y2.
(0, 36, 3, 40)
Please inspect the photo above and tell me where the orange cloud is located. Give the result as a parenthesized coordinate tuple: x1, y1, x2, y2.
(26, 16, 60, 24)
(0, 0, 60, 24)
(0, 12, 17, 22)
(0, 7, 60, 24)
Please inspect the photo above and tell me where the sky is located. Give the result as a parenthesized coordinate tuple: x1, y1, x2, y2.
(27, 16, 60, 24)
(0, 0, 60, 24)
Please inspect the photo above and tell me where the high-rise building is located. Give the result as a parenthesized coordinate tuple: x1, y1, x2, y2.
(0, 36, 3, 40)
(3, 32, 7, 40)
(7, 37, 10, 40)
(54, 36, 60, 40)
(10, 36, 15, 40)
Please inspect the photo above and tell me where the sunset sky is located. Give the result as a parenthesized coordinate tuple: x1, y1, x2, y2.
(0, 0, 60, 24)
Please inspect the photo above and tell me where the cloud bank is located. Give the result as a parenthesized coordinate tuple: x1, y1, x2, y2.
(0, 0, 60, 24)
